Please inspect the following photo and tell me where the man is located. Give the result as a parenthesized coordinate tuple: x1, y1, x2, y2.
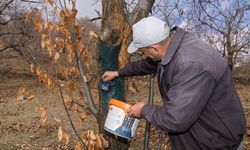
(102, 16, 246, 150)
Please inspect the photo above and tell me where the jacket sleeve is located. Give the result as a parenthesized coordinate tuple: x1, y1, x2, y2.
(118, 57, 158, 77)
(141, 62, 217, 133)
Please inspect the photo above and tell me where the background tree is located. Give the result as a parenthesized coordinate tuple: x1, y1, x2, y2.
(154, 0, 250, 71)
(0, 0, 40, 64)
(192, 0, 250, 71)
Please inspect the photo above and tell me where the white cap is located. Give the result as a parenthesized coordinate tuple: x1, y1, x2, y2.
(128, 16, 170, 53)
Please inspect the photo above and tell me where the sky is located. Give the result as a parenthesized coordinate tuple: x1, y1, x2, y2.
(76, 0, 101, 18)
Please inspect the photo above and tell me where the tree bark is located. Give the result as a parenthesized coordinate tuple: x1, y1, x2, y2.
(97, 1, 129, 149)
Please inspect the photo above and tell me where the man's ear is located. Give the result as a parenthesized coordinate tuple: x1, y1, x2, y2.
(152, 45, 160, 55)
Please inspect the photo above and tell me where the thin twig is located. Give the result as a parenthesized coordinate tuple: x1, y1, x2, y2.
(0, 0, 14, 14)
(73, 39, 98, 116)
(88, 17, 102, 21)
(60, 87, 87, 108)
(63, 0, 67, 9)
(0, 17, 22, 25)
(0, 45, 18, 52)
(20, 0, 40, 3)
(58, 0, 64, 10)
(71, 2, 98, 116)
(54, 66, 88, 150)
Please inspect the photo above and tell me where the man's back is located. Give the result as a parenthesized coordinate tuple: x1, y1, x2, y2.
(166, 29, 246, 149)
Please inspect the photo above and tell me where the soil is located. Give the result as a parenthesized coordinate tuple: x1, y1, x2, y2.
(0, 50, 249, 150)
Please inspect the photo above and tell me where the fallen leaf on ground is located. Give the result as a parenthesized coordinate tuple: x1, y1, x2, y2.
(39, 104, 47, 124)
(17, 85, 26, 101)
(58, 126, 63, 141)
(27, 92, 34, 102)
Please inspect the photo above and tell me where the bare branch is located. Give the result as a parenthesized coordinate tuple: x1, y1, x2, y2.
(0, 17, 23, 25)
(0, 0, 14, 14)
(20, 0, 40, 4)
(0, 45, 18, 52)
(74, 45, 98, 116)
(197, 18, 224, 34)
(55, 66, 88, 150)
(0, 32, 31, 37)
(95, 10, 101, 17)
(88, 17, 101, 22)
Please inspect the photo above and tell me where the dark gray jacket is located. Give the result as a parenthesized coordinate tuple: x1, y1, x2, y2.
(118, 27, 246, 150)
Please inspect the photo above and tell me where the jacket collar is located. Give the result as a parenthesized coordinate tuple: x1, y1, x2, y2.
(161, 27, 185, 65)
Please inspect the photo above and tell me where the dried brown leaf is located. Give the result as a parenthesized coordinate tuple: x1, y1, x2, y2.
(67, 81, 76, 91)
(100, 134, 108, 148)
(80, 112, 87, 120)
(60, 10, 65, 19)
(71, 8, 78, 18)
(30, 64, 35, 73)
(72, 103, 79, 112)
(89, 31, 99, 39)
(27, 92, 34, 102)
(77, 39, 84, 55)
(66, 43, 73, 63)
(47, 78, 55, 90)
(96, 134, 103, 149)
(41, 34, 47, 49)
(74, 140, 82, 150)
(24, 12, 32, 23)
(54, 52, 60, 62)
(70, 66, 79, 77)
(128, 86, 137, 93)
(64, 94, 73, 107)
(46, 39, 53, 56)
(76, 112, 87, 124)
(58, 126, 63, 141)
(54, 118, 61, 123)
(47, 22, 54, 31)
(58, 126, 70, 145)
(55, 38, 65, 51)
(75, 25, 82, 37)
(34, 13, 43, 32)
(63, 132, 70, 145)
(60, 66, 69, 79)
(17, 85, 26, 100)
(48, 0, 53, 6)
(89, 130, 96, 140)
(39, 104, 47, 124)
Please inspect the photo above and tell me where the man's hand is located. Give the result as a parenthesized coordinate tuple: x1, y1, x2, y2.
(102, 71, 119, 82)
(127, 102, 145, 118)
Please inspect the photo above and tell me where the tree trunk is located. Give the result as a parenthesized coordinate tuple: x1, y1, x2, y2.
(97, 1, 130, 149)
(228, 51, 234, 71)
(96, 0, 155, 149)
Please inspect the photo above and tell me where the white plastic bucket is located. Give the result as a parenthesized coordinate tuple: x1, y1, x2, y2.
(104, 99, 140, 140)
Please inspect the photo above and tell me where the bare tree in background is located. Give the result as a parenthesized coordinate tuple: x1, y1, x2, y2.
(151, 0, 188, 27)
(0, 0, 40, 64)
(152, 0, 250, 71)
(190, 0, 250, 71)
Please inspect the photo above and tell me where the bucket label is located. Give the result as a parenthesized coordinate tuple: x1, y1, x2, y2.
(104, 105, 139, 140)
